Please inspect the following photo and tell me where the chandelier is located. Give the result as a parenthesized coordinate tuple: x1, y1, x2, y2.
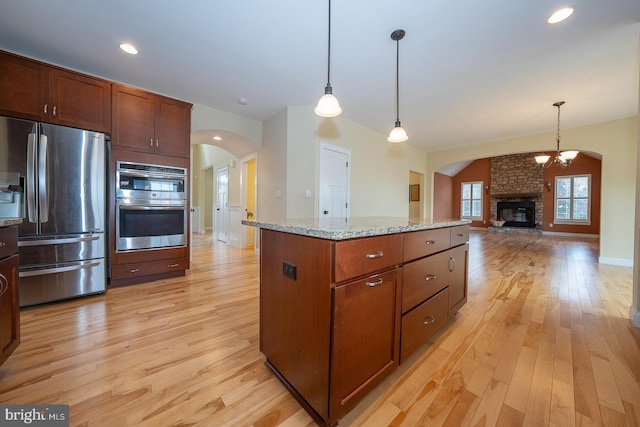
(534, 101, 578, 169)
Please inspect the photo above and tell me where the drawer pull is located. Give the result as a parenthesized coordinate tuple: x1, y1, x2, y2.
(425, 240, 436, 245)
(423, 316, 435, 325)
(424, 274, 437, 281)
(365, 251, 384, 259)
(129, 268, 140, 273)
(365, 278, 384, 287)
(168, 263, 179, 268)
(449, 256, 456, 272)
(0, 242, 5, 247)
(457, 233, 465, 237)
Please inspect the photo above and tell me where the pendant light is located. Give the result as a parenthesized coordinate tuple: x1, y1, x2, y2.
(315, 0, 342, 118)
(534, 101, 578, 169)
(388, 29, 408, 143)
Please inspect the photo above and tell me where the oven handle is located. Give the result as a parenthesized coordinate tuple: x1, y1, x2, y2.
(117, 169, 186, 180)
(118, 205, 186, 211)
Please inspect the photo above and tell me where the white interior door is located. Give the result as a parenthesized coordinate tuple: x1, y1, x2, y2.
(215, 166, 229, 242)
(319, 143, 350, 219)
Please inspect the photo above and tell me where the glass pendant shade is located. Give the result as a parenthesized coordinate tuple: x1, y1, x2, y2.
(388, 122, 408, 143)
(315, 87, 342, 118)
(560, 150, 578, 161)
(535, 155, 551, 165)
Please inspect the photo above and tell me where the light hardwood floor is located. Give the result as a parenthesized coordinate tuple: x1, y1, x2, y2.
(1, 231, 638, 426)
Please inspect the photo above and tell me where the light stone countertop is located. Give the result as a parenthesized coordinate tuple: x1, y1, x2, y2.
(241, 217, 470, 240)
(0, 217, 22, 227)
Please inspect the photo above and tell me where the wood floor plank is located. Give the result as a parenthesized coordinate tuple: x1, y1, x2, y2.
(1, 231, 637, 427)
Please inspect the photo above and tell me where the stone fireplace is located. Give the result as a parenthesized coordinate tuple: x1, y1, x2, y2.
(490, 153, 544, 227)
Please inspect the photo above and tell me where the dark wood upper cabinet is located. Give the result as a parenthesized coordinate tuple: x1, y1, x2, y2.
(0, 50, 111, 133)
(112, 84, 191, 158)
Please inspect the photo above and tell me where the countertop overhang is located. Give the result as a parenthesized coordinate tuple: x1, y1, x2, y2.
(0, 217, 22, 227)
(242, 217, 470, 240)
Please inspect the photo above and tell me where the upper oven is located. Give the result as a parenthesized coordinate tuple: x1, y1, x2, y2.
(116, 161, 186, 202)
(115, 161, 188, 252)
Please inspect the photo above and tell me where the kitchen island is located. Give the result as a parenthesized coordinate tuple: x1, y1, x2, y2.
(242, 217, 470, 426)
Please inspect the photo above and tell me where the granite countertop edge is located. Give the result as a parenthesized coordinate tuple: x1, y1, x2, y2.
(241, 217, 471, 240)
(0, 217, 22, 227)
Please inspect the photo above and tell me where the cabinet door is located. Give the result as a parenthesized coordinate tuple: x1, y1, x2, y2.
(154, 96, 191, 158)
(448, 243, 469, 316)
(331, 268, 400, 421)
(49, 69, 111, 133)
(111, 84, 155, 153)
(0, 51, 47, 121)
(0, 253, 20, 366)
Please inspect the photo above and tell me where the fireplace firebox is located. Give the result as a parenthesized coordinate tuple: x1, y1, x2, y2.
(496, 201, 535, 228)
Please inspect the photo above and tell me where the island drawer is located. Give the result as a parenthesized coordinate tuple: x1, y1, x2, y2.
(334, 234, 402, 283)
(0, 226, 18, 259)
(402, 227, 450, 262)
(450, 225, 469, 247)
(400, 287, 449, 362)
(402, 251, 449, 313)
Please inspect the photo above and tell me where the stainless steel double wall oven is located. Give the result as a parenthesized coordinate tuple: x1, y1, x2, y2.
(115, 161, 187, 252)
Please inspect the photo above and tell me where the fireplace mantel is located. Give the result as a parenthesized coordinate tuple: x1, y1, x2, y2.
(491, 193, 540, 199)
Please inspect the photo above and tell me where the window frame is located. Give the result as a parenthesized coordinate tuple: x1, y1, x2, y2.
(460, 181, 484, 221)
(554, 174, 591, 225)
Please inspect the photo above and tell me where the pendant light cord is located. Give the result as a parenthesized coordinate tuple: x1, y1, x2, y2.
(326, 0, 332, 87)
(395, 37, 400, 124)
(556, 103, 561, 153)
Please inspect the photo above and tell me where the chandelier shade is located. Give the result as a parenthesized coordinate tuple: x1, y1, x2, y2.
(315, 0, 342, 118)
(535, 101, 578, 169)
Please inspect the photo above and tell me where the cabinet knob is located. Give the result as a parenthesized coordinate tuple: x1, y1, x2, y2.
(0, 242, 5, 247)
(365, 278, 384, 287)
(424, 274, 436, 281)
(168, 263, 179, 268)
(423, 316, 435, 325)
(425, 240, 436, 245)
(129, 268, 140, 273)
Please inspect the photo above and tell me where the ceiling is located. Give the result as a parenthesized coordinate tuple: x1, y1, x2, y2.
(1, 0, 639, 153)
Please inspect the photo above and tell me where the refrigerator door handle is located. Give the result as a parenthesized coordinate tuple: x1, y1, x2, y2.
(19, 260, 101, 278)
(26, 132, 38, 223)
(38, 133, 48, 223)
(18, 234, 102, 247)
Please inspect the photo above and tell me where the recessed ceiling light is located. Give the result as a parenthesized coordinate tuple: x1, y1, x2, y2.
(547, 7, 574, 24)
(119, 43, 138, 55)
(237, 97, 248, 105)
(213, 136, 222, 141)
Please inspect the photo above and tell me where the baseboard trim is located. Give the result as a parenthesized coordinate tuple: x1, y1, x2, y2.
(630, 306, 640, 328)
(598, 256, 633, 267)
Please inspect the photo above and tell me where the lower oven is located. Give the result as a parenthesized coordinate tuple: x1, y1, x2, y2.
(116, 199, 187, 252)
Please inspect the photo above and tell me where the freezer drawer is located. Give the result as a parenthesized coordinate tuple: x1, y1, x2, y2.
(19, 258, 106, 307)
(18, 233, 105, 266)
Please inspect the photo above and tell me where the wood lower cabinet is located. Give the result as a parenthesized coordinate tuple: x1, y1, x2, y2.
(0, 226, 20, 366)
(400, 225, 469, 362)
(259, 225, 469, 425)
(111, 84, 191, 158)
(331, 268, 400, 420)
(260, 229, 401, 425)
(0, 50, 111, 133)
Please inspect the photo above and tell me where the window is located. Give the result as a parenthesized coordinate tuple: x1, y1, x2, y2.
(555, 174, 591, 224)
(461, 181, 483, 220)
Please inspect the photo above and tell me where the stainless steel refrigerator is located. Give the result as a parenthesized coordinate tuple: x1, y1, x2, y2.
(0, 116, 107, 307)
